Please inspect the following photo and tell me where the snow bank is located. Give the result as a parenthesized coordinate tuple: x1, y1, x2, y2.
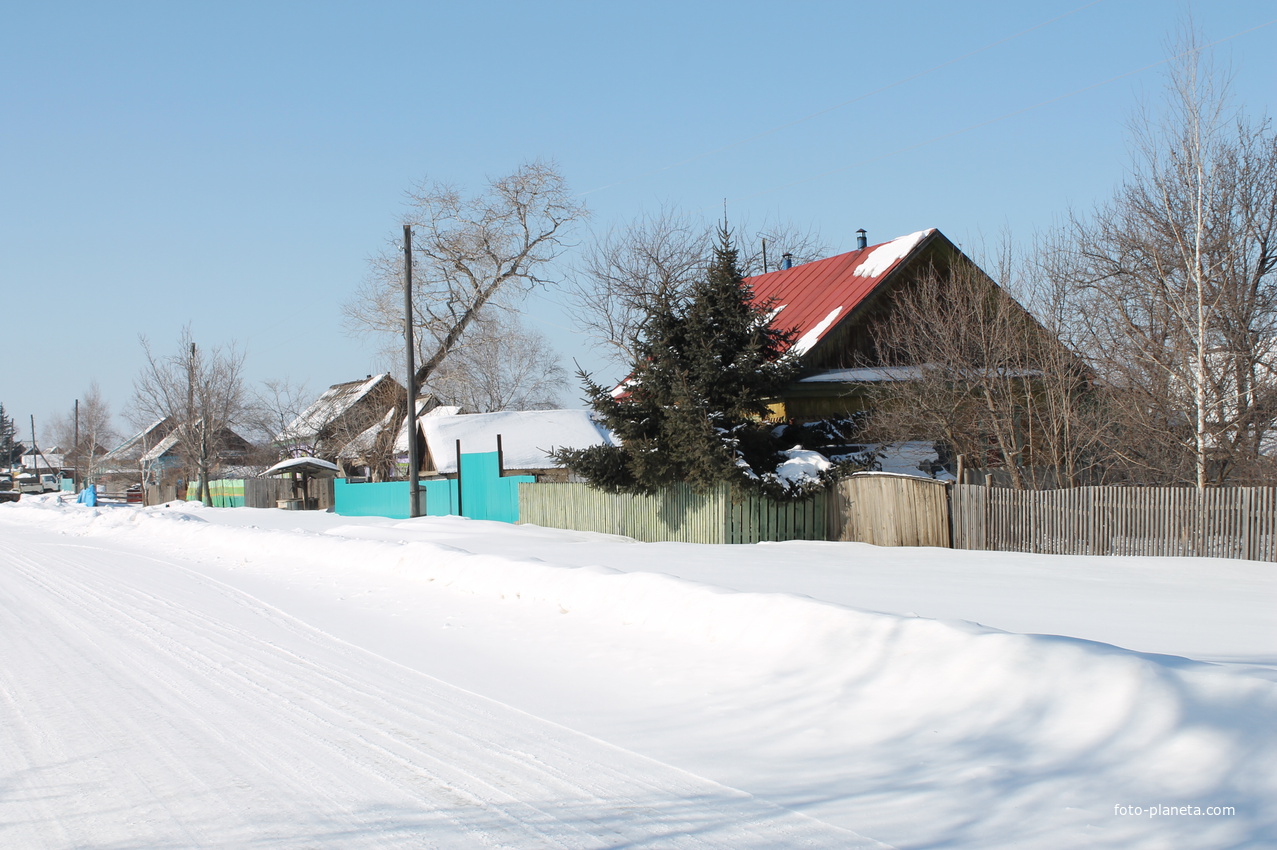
(4, 497, 1275, 849)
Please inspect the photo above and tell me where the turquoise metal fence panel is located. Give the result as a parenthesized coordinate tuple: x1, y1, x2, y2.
(334, 453, 533, 522)
(334, 478, 415, 518)
(458, 451, 533, 523)
(420, 477, 460, 516)
(335, 478, 455, 518)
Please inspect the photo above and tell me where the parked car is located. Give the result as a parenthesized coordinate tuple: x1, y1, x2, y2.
(0, 475, 17, 503)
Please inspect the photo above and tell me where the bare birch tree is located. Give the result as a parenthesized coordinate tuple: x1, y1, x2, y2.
(344, 160, 586, 396)
(1055, 33, 1277, 486)
(45, 381, 117, 485)
(131, 328, 248, 505)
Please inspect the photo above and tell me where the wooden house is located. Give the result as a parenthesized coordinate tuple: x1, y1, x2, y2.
(276, 373, 405, 463)
(96, 418, 178, 488)
(745, 228, 1035, 421)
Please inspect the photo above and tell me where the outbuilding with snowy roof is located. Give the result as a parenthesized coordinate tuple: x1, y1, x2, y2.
(419, 408, 618, 481)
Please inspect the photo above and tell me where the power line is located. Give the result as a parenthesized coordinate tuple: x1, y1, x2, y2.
(579, 0, 1108, 198)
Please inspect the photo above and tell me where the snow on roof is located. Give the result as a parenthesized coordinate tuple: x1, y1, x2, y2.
(391, 402, 462, 454)
(20, 451, 63, 469)
(277, 374, 395, 443)
(791, 307, 844, 355)
(262, 456, 340, 476)
(101, 418, 175, 464)
(140, 432, 183, 463)
(747, 228, 938, 359)
(850, 229, 932, 278)
(423, 409, 617, 473)
(798, 366, 930, 383)
(338, 406, 400, 459)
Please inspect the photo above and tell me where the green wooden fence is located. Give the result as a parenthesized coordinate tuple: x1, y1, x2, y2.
(178, 478, 335, 509)
(517, 482, 828, 544)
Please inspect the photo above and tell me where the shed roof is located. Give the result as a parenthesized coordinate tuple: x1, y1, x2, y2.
(422, 409, 616, 473)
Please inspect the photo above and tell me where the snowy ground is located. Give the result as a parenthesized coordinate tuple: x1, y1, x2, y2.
(1, 497, 1274, 848)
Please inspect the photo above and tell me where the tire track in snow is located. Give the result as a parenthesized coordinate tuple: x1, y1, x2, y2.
(0, 524, 890, 848)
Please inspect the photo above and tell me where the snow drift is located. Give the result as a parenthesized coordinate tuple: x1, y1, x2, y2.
(3, 496, 1274, 849)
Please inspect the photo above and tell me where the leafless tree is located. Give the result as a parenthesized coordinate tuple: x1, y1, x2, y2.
(565, 209, 826, 374)
(131, 327, 248, 505)
(421, 311, 567, 412)
(44, 381, 118, 486)
(862, 247, 1069, 489)
(565, 208, 707, 373)
(738, 217, 829, 277)
(240, 378, 311, 465)
(244, 378, 309, 450)
(345, 160, 586, 396)
(1052, 32, 1277, 486)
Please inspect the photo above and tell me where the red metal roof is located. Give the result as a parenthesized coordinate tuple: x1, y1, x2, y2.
(748, 228, 937, 355)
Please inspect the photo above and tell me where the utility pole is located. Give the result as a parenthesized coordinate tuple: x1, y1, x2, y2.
(30, 415, 39, 483)
(403, 224, 421, 518)
(74, 398, 80, 489)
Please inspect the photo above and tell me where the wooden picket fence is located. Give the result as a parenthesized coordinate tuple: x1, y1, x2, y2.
(518, 482, 827, 544)
(145, 477, 335, 509)
(952, 484, 1277, 561)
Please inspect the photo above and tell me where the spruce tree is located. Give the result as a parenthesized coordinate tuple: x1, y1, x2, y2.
(0, 403, 18, 467)
(558, 224, 801, 495)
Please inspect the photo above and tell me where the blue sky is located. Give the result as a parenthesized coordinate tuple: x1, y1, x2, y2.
(3, 1, 1275, 440)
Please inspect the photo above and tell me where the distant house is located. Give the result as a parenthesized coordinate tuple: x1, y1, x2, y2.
(746, 228, 1023, 421)
(19, 446, 64, 476)
(140, 426, 252, 486)
(419, 408, 617, 482)
(97, 417, 251, 488)
(276, 373, 404, 462)
(96, 418, 178, 486)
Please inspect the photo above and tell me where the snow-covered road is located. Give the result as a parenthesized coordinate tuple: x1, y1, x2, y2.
(0, 520, 881, 849)
(3, 497, 1274, 849)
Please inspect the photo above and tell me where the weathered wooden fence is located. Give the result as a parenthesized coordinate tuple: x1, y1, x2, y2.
(518, 482, 827, 544)
(831, 473, 951, 547)
(952, 484, 1277, 561)
(145, 478, 335, 509)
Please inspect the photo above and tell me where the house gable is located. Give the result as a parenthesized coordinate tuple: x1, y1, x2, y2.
(745, 229, 1007, 420)
(748, 229, 941, 368)
(278, 373, 405, 459)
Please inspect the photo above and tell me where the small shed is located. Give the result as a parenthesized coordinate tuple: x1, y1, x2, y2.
(419, 409, 617, 481)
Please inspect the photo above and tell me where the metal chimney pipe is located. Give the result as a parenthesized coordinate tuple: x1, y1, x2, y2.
(856, 229, 868, 250)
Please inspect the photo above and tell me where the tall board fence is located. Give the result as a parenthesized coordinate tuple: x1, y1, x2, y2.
(952, 484, 1277, 561)
(518, 482, 827, 544)
(830, 474, 951, 547)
